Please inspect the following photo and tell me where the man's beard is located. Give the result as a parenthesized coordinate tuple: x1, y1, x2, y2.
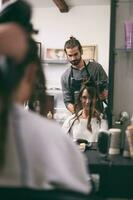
(70, 57, 81, 66)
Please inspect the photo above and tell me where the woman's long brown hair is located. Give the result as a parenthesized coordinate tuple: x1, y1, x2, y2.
(0, 38, 45, 169)
(74, 85, 101, 131)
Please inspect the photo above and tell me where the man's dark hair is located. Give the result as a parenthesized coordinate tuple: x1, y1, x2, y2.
(64, 36, 83, 54)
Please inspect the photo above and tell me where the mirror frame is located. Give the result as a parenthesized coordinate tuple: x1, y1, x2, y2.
(108, 0, 117, 128)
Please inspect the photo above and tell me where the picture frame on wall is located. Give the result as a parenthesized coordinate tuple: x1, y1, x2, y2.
(45, 48, 68, 64)
(82, 45, 98, 61)
(36, 42, 42, 59)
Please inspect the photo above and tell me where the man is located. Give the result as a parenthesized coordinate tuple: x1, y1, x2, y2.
(61, 36, 108, 113)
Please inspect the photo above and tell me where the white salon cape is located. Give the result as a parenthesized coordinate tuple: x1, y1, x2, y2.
(62, 111, 108, 143)
(0, 104, 92, 194)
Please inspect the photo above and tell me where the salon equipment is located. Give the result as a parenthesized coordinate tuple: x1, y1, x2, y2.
(115, 111, 129, 125)
(97, 130, 110, 157)
(109, 128, 121, 155)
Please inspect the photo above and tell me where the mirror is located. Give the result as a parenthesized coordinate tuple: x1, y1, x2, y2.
(28, 0, 110, 80)
(27, 0, 111, 125)
(1, 3, 133, 195)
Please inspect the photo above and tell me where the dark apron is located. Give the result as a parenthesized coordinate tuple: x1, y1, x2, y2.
(69, 62, 105, 113)
(69, 62, 92, 103)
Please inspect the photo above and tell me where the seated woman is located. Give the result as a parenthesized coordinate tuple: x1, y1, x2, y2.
(62, 85, 108, 146)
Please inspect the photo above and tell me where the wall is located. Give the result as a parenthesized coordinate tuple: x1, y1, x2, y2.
(32, 5, 110, 89)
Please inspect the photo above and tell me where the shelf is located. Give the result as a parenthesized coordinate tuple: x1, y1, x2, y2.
(114, 48, 133, 53)
(41, 59, 68, 64)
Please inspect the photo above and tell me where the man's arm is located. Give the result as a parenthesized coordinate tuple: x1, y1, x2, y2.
(0, 23, 28, 62)
(61, 71, 74, 113)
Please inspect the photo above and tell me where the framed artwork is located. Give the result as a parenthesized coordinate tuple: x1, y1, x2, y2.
(36, 42, 42, 59)
(44, 46, 97, 63)
(45, 48, 67, 63)
(82, 45, 98, 61)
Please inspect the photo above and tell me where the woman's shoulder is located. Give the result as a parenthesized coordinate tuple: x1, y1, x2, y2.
(62, 110, 82, 125)
(62, 114, 76, 129)
(64, 113, 76, 122)
(62, 111, 83, 133)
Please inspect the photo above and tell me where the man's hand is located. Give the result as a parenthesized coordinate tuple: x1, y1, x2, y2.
(99, 89, 108, 101)
(67, 103, 75, 114)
